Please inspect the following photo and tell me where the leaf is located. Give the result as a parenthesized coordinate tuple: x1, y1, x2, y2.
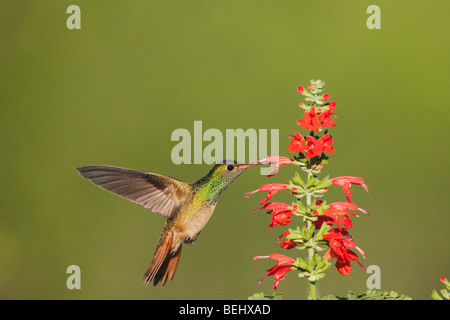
(286, 228, 304, 241)
(316, 175, 332, 189)
(305, 175, 318, 189)
(316, 222, 331, 240)
(306, 224, 315, 239)
(295, 257, 308, 271)
(316, 257, 331, 272)
(431, 289, 443, 300)
(291, 172, 305, 186)
(296, 201, 306, 213)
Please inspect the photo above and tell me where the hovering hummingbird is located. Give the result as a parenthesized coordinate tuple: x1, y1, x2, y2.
(76, 160, 259, 287)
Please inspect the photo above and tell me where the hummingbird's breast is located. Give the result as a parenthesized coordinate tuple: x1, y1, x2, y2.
(172, 195, 217, 244)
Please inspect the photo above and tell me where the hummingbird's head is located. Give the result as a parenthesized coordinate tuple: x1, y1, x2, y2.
(213, 160, 258, 183)
(195, 160, 260, 195)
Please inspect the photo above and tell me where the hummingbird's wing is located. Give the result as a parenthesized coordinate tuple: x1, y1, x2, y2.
(77, 165, 191, 219)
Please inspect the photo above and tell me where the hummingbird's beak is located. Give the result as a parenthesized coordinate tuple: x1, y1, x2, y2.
(239, 161, 264, 170)
(245, 159, 270, 166)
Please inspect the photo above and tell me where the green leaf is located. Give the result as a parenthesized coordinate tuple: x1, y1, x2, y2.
(296, 201, 306, 213)
(306, 224, 315, 239)
(286, 228, 304, 241)
(305, 175, 318, 189)
(316, 175, 332, 189)
(291, 172, 305, 186)
(431, 289, 443, 300)
(295, 257, 308, 270)
(316, 257, 331, 272)
(300, 225, 313, 239)
(316, 222, 331, 240)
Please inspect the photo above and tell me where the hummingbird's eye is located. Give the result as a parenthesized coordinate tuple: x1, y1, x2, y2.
(226, 165, 234, 171)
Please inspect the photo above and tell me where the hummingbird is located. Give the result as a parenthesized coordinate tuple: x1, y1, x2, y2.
(76, 160, 259, 287)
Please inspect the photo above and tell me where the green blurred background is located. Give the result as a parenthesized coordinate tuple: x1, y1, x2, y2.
(0, 0, 448, 300)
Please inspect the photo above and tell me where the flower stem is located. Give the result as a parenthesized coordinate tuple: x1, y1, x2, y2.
(306, 224, 317, 300)
(310, 281, 317, 300)
(306, 169, 313, 206)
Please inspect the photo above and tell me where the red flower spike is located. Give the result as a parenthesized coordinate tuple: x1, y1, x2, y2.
(297, 106, 321, 131)
(249, 82, 370, 286)
(329, 176, 370, 202)
(288, 133, 308, 153)
(254, 253, 296, 289)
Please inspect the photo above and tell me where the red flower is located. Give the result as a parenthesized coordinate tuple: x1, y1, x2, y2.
(322, 93, 330, 101)
(288, 133, 307, 153)
(254, 202, 297, 229)
(312, 209, 333, 230)
(320, 208, 352, 230)
(318, 133, 335, 154)
(297, 106, 321, 131)
(329, 176, 370, 202)
(319, 110, 336, 128)
(312, 201, 351, 230)
(297, 86, 305, 94)
(250, 156, 293, 177)
(277, 230, 297, 249)
(305, 135, 323, 158)
(317, 202, 370, 230)
(328, 202, 369, 216)
(323, 228, 365, 275)
(254, 253, 296, 289)
(245, 183, 288, 205)
(328, 101, 336, 110)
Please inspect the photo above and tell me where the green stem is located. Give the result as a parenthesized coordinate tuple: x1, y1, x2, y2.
(306, 169, 313, 206)
(307, 220, 318, 300)
(310, 281, 317, 300)
(308, 246, 314, 263)
(306, 193, 312, 206)
(305, 166, 319, 300)
(307, 168, 313, 181)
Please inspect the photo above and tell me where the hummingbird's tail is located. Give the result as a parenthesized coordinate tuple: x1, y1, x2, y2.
(144, 230, 182, 287)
